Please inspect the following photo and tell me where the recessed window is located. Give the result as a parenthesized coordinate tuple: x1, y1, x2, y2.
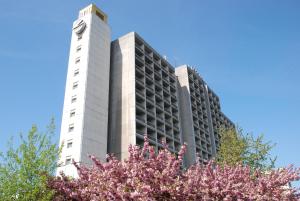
(68, 124, 74, 132)
(78, 35, 82, 41)
(73, 81, 78, 89)
(76, 45, 82, 52)
(96, 10, 105, 21)
(70, 109, 75, 117)
(67, 141, 73, 148)
(75, 57, 80, 64)
(74, 69, 79, 76)
(71, 95, 77, 103)
(65, 156, 72, 165)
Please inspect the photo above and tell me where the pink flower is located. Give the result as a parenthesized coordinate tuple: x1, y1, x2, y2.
(49, 136, 300, 200)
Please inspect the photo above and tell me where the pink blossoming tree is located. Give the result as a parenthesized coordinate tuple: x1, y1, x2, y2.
(49, 136, 300, 200)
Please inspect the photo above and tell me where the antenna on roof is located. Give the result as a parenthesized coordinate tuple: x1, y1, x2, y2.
(173, 56, 179, 67)
(190, 66, 199, 75)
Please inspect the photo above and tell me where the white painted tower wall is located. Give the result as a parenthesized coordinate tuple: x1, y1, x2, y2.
(57, 4, 111, 177)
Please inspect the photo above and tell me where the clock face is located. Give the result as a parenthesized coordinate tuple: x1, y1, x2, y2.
(73, 20, 86, 35)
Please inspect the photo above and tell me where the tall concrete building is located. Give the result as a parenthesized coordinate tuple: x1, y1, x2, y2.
(58, 4, 234, 177)
(57, 5, 111, 177)
(109, 33, 182, 161)
(176, 65, 234, 166)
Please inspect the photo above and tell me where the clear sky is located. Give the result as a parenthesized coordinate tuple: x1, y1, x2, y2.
(0, 0, 299, 174)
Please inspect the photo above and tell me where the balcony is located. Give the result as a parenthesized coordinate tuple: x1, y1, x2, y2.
(171, 100, 177, 108)
(174, 134, 180, 141)
(161, 66, 168, 74)
(136, 80, 144, 89)
(164, 100, 171, 109)
(147, 127, 156, 141)
(135, 54, 144, 64)
(135, 44, 144, 52)
(170, 83, 176, 92)
(170, 91, 177, 99)
(154, 90, 162, 98)
(172, 114, 179, 121)
(173, 124, 179, 132)
(169, 73, 176, 82)
(191, 101, 197, 109)
(165, 130, 173, 139)
(165, 118, 172, 127)
(173, 125, 179, 134)
(154, 70, 161, 79)
(157, 129, 165, 138)
(156, 102, 164, 110)
(169, 67, 175, 74)
(153, 58, 160, 66)
(145, 53, 152, 61)
(157, 125, 164, 133)
(136, 85, 145, 97)
(145, 75, 154, 85)
(136, 114, 146, 124)
(154, 79, 162, 88)
(136, 122, 146, 135)
(192, 110, 198, 118)
(147, 108, 155, 117)
(174, 141, 181, 152)
(136, 101, 145, 110)
(146, 97, 155, 106)
(145, 56, 152, 65)
(145, 63, 153, 71)
(145, 72, 153, 81)
(147, 120, 156, 129)
(163, 84, 170, 93)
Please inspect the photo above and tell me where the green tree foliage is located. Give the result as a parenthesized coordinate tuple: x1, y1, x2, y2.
(216, 127, 276, 171)
(216, 127, 247, 166)
(0, 119, 61, 201)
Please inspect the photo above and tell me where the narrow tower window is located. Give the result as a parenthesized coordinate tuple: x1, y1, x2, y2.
(76, 45, 82, 52)
(71, 95, 77, 103)
(75, 57, 80, 64)
(70, 109, 75, 117)
(67, 141, 73, 148)
(68, 124, 74, 132)
(74, 69, 79, 76)
(65, 156, 72, 165)
(73, 82, 78, 89)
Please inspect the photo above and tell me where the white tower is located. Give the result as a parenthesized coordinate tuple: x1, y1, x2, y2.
(57, 4, 111, 177)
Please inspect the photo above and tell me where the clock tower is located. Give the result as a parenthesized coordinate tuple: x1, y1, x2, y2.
(56, 4, 111, 177)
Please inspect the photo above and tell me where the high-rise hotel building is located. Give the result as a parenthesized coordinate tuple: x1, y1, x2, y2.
(57, 4, 234, 177)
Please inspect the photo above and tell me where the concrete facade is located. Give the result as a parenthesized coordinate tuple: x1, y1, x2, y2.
(176, 65, 234, 166)
(58, 4, 234, 176)
(57, 4, 111, 177)
(108, 33, 182, 160)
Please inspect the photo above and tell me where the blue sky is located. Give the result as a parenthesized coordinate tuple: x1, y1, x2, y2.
(0, 0, 299, 174)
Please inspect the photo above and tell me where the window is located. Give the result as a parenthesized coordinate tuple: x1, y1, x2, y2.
(70, 109, 75, 117)
(73, 81, 78, 89)
(78, 35, 82, 41)
(96, 10, 105, 21)
(68, 124, 74, 132)
(65, 156, 72, 165)
(74, 69, 79, 76)
(67, 141, 73, 148)
(71, 95, 77, 103)
(75, 57, 80, 64)
(76, 45, 82, 52)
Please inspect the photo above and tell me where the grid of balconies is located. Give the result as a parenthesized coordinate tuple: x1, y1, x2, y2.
(207, 89, 222, 149)
(187, 69, 213, 162)
(134, 36, 181, 153)
(220, 112, 235, 129)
